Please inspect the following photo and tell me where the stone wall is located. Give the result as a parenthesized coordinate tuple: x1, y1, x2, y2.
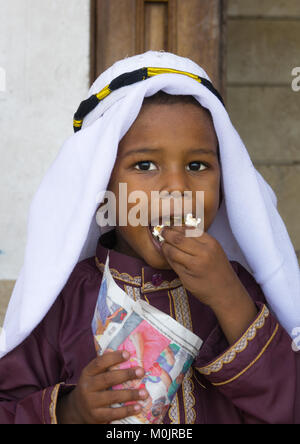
(0, 0, 90, 325)
(227, 0, 300, 264)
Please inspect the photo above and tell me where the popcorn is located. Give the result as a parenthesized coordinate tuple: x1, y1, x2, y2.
(152, 225, 165, 242)
(184, 213, 201, 228)
(151, 213, 201, 243)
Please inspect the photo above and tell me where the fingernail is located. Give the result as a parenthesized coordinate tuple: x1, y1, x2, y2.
(135, 368, 144, 377)
(122, 351, 130, 360)
(139, 389, 147, 397)
(134, 403, 141, 411)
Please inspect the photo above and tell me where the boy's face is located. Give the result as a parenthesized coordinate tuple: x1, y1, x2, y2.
(106, 102, 221, 269)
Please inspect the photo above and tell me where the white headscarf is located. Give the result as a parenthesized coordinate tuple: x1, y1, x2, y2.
(1, 51, 299, 358)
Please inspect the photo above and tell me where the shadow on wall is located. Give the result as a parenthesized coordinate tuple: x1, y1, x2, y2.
(0, 281, 15, 326)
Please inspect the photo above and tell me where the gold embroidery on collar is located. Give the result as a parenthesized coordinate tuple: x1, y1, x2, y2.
(124, 285, 141, 301)
(141, 267, 182, 293)
(142, 278, 182, 293)
(196, 304, 270, 376)
(95, 257, 141, 286)
(95, 257, 181, 291)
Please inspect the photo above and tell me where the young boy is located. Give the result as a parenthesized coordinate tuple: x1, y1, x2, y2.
(0, 51, 299, 424)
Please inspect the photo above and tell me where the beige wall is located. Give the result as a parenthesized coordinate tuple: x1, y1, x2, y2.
(0, 281, 14, 326)
(0, 0, 90, 325)
(227, 0, 300, 264)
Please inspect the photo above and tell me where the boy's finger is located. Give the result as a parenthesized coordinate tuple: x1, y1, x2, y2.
(92, 367, 145, 391)
(161, 226, 197, 256)
(97, 387, 149, 407)
(162, 252, 192, 277)
(162, 225, 207, 246)
(84, 351, 130, 377)
(161, 242, 192, 271)
(96, 403, 143, 423)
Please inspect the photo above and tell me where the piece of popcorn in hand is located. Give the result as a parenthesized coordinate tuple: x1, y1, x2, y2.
(184, 213, 201, 228)
(151, 213, 201, 243)
(152, 225, 165, 242)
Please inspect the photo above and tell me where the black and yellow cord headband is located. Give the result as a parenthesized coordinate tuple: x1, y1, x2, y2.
(73, 67, 225, 132)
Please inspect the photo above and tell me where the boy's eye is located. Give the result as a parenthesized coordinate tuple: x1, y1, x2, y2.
(186, 162, 208, 172)
(134, 161, 157, 171)
(133, 161, 208, 172)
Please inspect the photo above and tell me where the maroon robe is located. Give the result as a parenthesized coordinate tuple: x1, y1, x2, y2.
(0, 229, 299, 424)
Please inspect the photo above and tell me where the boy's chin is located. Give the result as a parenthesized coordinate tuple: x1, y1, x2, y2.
(141, 249, 173, 270)
(115, 228, 173, 270)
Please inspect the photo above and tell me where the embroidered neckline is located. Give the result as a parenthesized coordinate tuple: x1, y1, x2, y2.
(94, 256, 182, 292)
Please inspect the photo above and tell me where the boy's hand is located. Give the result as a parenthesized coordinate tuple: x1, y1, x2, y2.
(56, 350, 148, 424)
(161, 226, 241, 306)
(161, 226, 258, 344)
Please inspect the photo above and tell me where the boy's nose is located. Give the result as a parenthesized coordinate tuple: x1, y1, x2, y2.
(160, 170, 189, 196)
(157, 172, 192, 217)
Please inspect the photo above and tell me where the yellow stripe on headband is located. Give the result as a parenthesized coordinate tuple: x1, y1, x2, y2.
(96, 85, 111, 101)
(73, 119, 83, 127)
(147, 67, 202, 83)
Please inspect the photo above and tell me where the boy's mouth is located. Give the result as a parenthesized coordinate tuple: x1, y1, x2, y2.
(148, 213, 201, 247)
(147, 215, 181, 253)
(147, 223, 165, 253)
(149, 215, 184, 237)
